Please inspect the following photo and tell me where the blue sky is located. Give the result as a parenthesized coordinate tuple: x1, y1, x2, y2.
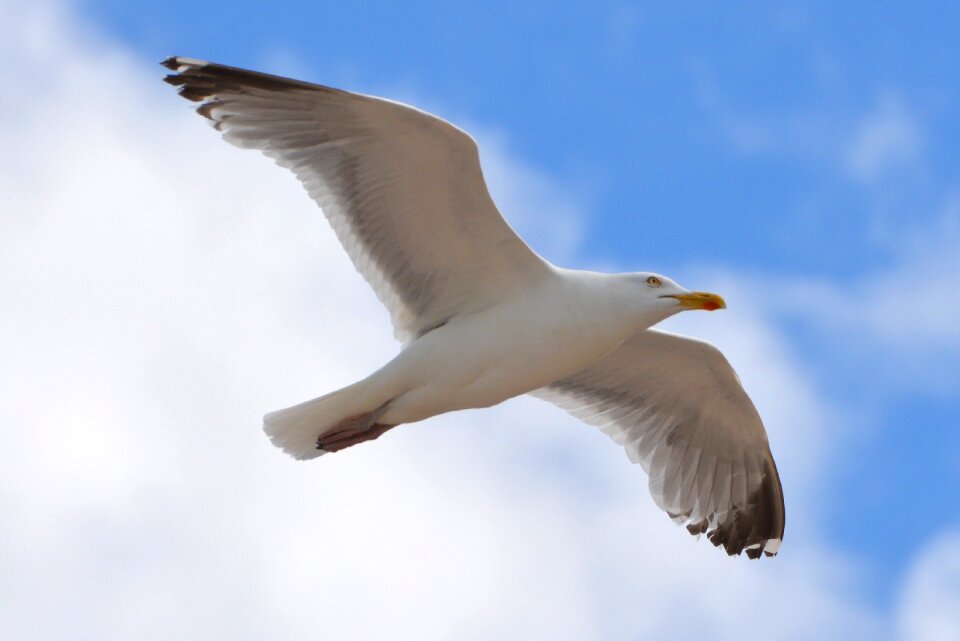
(86, 0, 959, 597)
(84, 1, 960, 268)
(2, 1, 959, 638)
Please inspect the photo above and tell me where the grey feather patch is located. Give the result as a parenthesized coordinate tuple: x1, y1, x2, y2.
(162, 55, 549, 343)
(532, 329, 786, 558)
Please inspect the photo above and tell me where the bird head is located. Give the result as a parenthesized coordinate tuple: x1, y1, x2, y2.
(630, 272, 727, 318)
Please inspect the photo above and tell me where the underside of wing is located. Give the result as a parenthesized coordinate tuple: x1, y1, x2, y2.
(163, 57, 550, 341)
(533, 329, 785, 558)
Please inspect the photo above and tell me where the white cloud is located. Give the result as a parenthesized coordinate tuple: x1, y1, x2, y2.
(702, 79, 924, 191)
(0, 1, 923, 639)
(846, 95, 923, 183)
(751, 201, 960, 398)
(897, 530, 960, 641)
(469, 127, 586, 264)
(697, 68, 958, 395)
(792, 248, 960, 355)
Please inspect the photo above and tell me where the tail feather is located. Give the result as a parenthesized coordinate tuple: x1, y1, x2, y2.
(263, 382, 386, 460)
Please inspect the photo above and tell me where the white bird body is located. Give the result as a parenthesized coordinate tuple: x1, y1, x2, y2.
(358, 269, 665, 426)
(163, 57, 786, 558)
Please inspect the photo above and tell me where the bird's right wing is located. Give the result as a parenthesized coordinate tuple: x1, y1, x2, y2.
(163, 57, 551, 341)
(532, 329, 785, 558)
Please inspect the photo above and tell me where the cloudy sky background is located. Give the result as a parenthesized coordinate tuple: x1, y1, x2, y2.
(1, 1, 958, 639)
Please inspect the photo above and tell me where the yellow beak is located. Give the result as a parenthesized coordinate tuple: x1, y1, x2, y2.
(663, 291, 727, 312)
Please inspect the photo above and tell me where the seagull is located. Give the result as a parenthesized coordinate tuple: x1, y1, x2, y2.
(163, 57, 785, 558)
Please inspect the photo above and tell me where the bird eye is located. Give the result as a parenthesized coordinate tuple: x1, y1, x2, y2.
(646, 276, 661, 287)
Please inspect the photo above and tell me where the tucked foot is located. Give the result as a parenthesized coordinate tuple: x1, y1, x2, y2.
(317, 422, 397, 453)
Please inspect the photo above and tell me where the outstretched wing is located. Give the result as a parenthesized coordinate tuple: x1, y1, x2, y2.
(164, 57, 550, 341)
(532, 329, 785, 558)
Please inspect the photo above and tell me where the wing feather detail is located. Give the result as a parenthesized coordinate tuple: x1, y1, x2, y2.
(163, 57, 550, 341)
(532, 329, 785, 558)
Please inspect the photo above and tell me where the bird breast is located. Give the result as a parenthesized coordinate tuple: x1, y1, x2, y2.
(379, 272, 644, 419)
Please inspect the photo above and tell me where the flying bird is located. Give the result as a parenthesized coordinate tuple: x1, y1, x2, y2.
(163, 57, 785, 558)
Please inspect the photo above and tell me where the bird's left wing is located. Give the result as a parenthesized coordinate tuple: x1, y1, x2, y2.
(163, 57, 551, 342)
(531, 329, 785, 558)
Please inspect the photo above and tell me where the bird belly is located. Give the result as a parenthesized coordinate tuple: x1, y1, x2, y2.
(378, 292, 636, 425)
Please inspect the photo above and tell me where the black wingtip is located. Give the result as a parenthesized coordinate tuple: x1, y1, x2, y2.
(160, 56, 338, 103)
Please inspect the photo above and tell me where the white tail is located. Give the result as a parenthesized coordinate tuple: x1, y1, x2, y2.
(263, 380, 386, 460)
